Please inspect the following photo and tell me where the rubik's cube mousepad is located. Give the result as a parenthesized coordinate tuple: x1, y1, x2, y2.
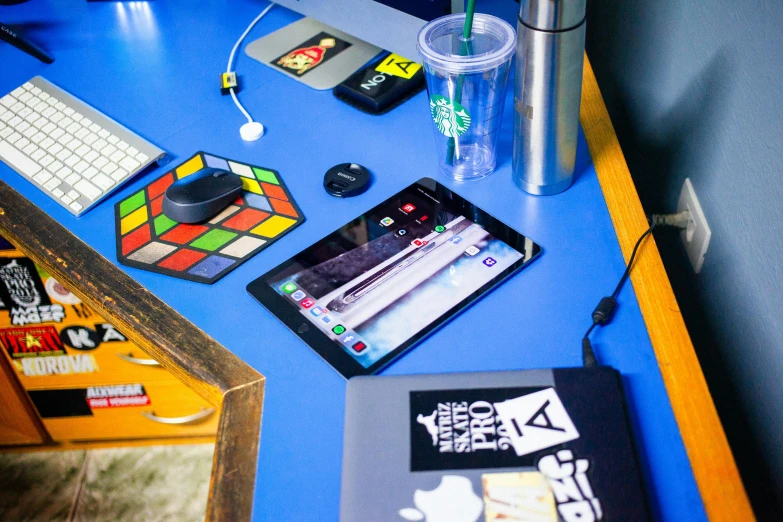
(114, 151, 305, 284)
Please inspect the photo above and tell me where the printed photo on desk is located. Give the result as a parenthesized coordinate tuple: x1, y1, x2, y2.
(114, 151, 304, 284)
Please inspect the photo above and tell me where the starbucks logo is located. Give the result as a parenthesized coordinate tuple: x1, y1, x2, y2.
(430, 95, 471, 138)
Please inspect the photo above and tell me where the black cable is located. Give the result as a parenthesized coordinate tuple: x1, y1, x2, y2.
(582, 220, 656, 367)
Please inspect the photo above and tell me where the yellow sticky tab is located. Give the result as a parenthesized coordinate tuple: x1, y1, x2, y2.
(250, 215, 296, 238)
(175, 155, 204, 179)
(241, 178, 264, 194)
(120, 206, 148, 235)
(375, 53, 421, 79)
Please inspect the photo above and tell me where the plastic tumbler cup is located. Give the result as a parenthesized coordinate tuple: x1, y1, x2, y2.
(417, 14, 516, 181)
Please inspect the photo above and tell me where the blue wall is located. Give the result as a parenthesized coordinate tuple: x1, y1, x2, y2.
(584, 0, 783, 516)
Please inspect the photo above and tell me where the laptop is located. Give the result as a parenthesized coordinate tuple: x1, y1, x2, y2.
(340, 367, 651, 521)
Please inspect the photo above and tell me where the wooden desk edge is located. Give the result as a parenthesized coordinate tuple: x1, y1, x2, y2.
(581, 56, 754, 520)
(0, 184, 263, 522)
(0, 56, 753, 522)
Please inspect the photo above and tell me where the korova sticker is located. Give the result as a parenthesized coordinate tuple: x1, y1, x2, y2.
(409, 387, 579, 472)
(86, 383, 150, 409)
(0, 325, 66, 358)
(273, 32, 352, 76)
(0, 257, 51, 310)
(15, 354, 98, 377)
(430, 95, 471, 138)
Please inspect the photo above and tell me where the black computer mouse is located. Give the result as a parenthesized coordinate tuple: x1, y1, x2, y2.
(162, 168, 243, 223)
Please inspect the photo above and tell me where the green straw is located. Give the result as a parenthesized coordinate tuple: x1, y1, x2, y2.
(446, 0, 476, 166)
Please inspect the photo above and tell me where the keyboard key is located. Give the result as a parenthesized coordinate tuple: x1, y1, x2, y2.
(10, 102, 25, 113)
(44, 178, 61, 191)
(12, 87, 26, 96)
(33, 117, 48, 129)
(30, 149, 46, 161)
(6, 132, 22, 144)
(73, 160, 89, 174)
(89, 123, 101, 133)
(66, 122, 82, 134)
(101, 162, 118, 175)
(60, 194, 73, 205)
(83, 150, 100, 163)
(47, 160, 64, 174)
(70, 201, 84, 212)
(65, 173, 81, 186)
(100, 144, 117, 157)
(50, 128, 65, 140)
(118, 157, 140, 172)
(92, 138, 107, 151)
(63, 107, 75, 116)
(41, 122, 57, 134)
(55, 167, 72, 180)
(92, 156, 109, 169)
(25, 97, 41, 108)
(24, 111, 39, 123)
(31, 132, 46, 144)
(55, 148, 72, 161)
(98, 129, 110, 139)
(82, 167, 98, 180)
(64, 155, 80, 167)
(15, 122, 30, 134)
(111, 168, 130, 182)
(57, 116, 73, 129)
(57, 133, 73, 145)
(39, 155, 55, 167)
(46, 97, 57, 106)
(15, 137, 30, 150)
(1, 96, 15, 108)
(74, 128, 89, 140)
(67, 190, 79, 200)
(0, 127, 12, 138)
(32, 101, 49, 113)
(92, 173, 114, 190)
(71, 112, 83, 123)
(47, 143, 63, 155)
(81, 118, 92, 127)
(0, 141, 42, 176)
(17, 92, 32, 103)
(22, 143, 38, 155)
(41, 107, 56, 119)
(38, 92, 50, 101)
(126, 146, 139, 157)
(23, 127, 37, 138)
(39, 137, 55, 149)
(9, 117, 24, 128)
(0, 111, 11, 123)
(83, 133, 98, 145)
(66, 139, 83, 152)
(52, 188, 64, 197)
(74, 179, 101, 200)
(107, 135, 119, 145)
(33, 171, 53, 185)
(75, 144, 91, 157)
(109, 150, 126, 163)
(50, 112, 64, 123)
(116, 140, 129, 151)
(55, 102, 66, 111)
(30, 87, 41, 96)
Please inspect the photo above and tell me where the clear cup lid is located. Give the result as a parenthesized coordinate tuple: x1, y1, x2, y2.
(417, 13, 516, 74)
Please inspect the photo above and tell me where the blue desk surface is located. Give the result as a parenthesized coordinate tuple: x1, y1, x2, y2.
(1, 1, 706, 520)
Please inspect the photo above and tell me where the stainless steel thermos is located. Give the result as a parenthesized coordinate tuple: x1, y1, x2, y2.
(512, 0, 586, 195)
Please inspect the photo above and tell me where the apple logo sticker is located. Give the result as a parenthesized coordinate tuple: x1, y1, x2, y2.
(399, 475, 483, 522)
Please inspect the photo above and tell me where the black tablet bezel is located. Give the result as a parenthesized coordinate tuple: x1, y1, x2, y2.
(246, 177, 542, 378)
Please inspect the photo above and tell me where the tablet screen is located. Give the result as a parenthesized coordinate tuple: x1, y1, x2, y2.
(248, 178, 541, 377)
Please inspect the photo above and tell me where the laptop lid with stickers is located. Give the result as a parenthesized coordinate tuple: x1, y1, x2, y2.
(340, 368, 651, 522)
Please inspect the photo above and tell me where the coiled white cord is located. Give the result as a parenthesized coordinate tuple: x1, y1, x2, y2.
(227, 2, 275, 141)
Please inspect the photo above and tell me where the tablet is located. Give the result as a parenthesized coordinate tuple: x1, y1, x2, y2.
(246, 178, 541, 378)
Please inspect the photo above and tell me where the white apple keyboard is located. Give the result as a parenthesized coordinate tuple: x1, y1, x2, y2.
(0, 76, 167, 216)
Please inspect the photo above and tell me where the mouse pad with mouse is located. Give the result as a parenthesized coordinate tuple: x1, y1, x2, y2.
(114, 151, 305, 284)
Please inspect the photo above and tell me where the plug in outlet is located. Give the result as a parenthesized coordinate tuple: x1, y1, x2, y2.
(677, 178, 711, 273)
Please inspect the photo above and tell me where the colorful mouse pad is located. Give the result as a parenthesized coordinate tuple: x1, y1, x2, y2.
(114, 151, 305, 284)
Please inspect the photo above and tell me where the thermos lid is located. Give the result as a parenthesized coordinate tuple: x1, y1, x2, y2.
(417, 14, 516, 74)
(518, 0, 587, 31)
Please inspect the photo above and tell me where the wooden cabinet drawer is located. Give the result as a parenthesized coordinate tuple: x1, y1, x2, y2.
(28, 380, 219, 441)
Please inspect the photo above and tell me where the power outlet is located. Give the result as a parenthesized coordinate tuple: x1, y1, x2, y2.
(677, 178, 711, 273)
